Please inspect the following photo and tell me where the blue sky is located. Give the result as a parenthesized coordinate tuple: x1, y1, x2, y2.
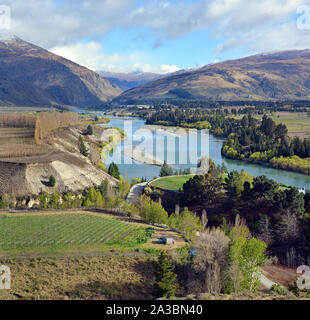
(101, 27, 244, 69)
(3, 0, 310, 73)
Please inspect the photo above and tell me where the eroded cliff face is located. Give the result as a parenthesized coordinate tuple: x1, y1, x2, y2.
(0, 125, 118, 199)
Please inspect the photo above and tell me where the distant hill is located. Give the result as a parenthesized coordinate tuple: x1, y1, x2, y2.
(0, 35, 122, 108)
(98, 71, 164, 91)
(114, 50, 310, 104)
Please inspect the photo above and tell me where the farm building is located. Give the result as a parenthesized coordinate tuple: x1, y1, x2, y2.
(159, 236, 176, 245)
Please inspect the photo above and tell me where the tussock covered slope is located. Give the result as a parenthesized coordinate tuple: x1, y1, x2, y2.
(114, 50, 310, 103)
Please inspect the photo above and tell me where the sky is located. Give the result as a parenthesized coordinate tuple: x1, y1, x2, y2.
(2, 0, 310, 74)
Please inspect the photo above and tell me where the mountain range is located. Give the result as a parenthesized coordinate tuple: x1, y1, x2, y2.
(114, 50, 310, 104)
(97, 71, 164, 91)
(0, 35, 121, 108)
(2, 36, 310, 108)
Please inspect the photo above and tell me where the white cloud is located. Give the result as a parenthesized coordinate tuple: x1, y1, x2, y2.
(6, 0, 134, 48)
(128, 0, 308, 53)
(2, 0, 310, 71)
(51, 41, 180, 74)
(132, 63, 180, 74)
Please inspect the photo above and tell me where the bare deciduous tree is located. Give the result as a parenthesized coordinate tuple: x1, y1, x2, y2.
(188, 228, 230, 294)
(175, 204, 180, 215)
(201, 209, 208, 229)
(276, 211, 300, 245)
(256, 215, 273, 246)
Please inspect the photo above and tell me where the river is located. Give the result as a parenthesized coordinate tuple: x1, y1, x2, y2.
(102, 116, 310, 189)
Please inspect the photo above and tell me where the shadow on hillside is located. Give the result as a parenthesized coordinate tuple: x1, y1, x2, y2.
(40, 180, 51, 187)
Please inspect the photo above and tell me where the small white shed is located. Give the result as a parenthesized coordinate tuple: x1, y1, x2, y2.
(159, 237, 176, 245)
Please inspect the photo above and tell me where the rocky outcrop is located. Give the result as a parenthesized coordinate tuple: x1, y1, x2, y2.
(0, 155, 117, 198)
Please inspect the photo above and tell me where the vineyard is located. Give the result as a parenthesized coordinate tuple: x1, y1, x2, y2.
(0, 213, 150, 251)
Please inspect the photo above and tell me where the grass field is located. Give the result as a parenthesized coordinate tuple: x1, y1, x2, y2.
(230, 112, 310, 137)
(270, 113, 310, 136)
(0, 212, 147, 252)
(0, 256, 156, 300)
(150, 175, 194, 191)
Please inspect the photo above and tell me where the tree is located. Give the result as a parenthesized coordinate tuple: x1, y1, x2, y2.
(183, 173, 221, 205)
(228, 237, 267, 292)
(154, 252, 178, 298)
(225, 170, 253, 198)
(49, 175, 56, 187)
(62, 192, 73, 208)
(39, 192, 51, 209)
(276, 211, 301, 245)
(282, 187, 305, 217)
(83, 187, 105, 208)
(50, 190, 60, 209)
(260, 115, 276, 137)
(108, 162, 120, 180)
(78, 135, 89, 157)
(201, 209, 208, 229)
(256, 215, 273, 246)
(174, 207, 202, 239)
(245, 175, 278, 205)
(159, 161, 173, 177)
(241, 181, 252, 200)
(99, 179, 114, 199)
(86, 125, 93, 135)
(99, 179, 109, 199)
(189, 228, 230, 294)
(1, 193, 14, 209)
(117, 176, 131, 199)
(138, 195, 168, 224)
(305, 190, 310, 213)
(274, 123, 288, 142)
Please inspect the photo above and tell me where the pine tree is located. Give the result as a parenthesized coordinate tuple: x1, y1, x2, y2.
(86, 125, 93, 135)
(108, 162, 120, 180)
(49, 175, 56, 187)
(78, 136, 89, 157)
(159, 161, 173, 177)
(99, 179, 108, 199)
(154, 252, 178, 298)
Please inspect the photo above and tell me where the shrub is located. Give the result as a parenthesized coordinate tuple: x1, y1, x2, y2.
(97, 163, 107, 172)
(136, 228, 155, 244)
(271, 284, 287, 295)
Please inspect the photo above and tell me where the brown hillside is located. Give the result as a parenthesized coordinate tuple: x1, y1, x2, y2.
(115, 50, 310, 103)
(0, 36, 122, 107)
